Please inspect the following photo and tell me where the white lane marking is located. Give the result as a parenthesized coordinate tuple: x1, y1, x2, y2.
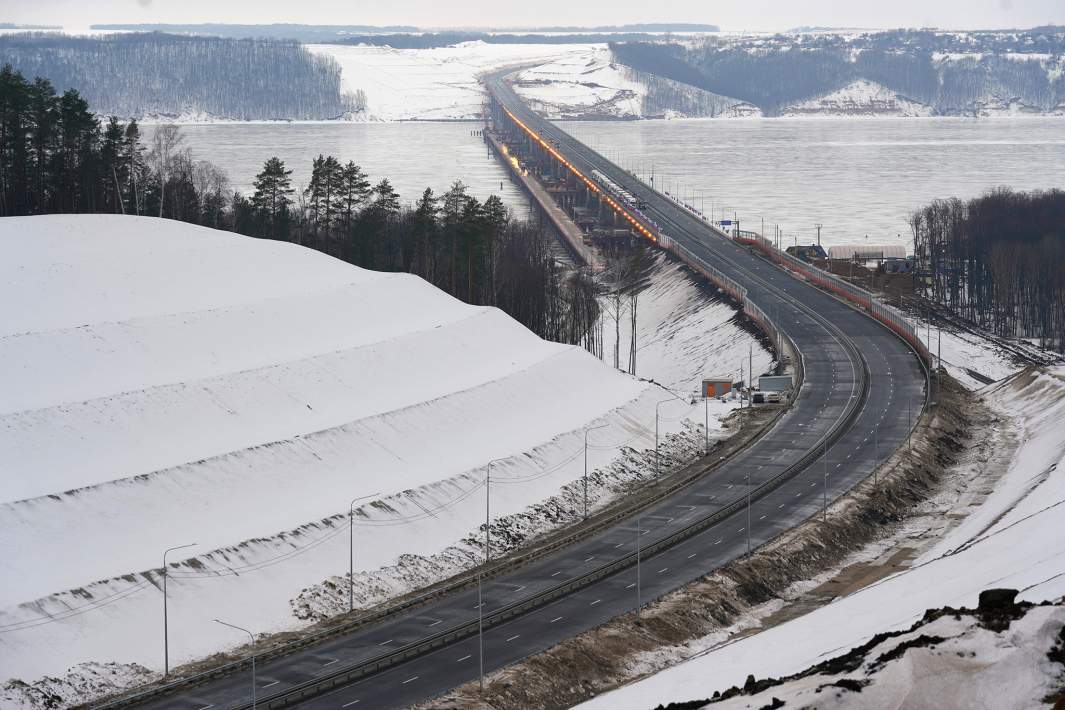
(687, 553, 697, 559)
(551, 570, 563, 576)
(795, 492, 801, 497)
(590, 599, 602, 606)
(342, 701, 361, 708)
(657, 568, 669, 574)
(506, 634, 520, 642)
(714, 539, 722, 545)
(584, 556, 595, 562)
(323, 659, 338, 666)
(262, 680, 279, 688)
(738, 527, 745, 533)
(457, 655, 471, 662)
(402, 676, 419, 684)
(428, 619, 442, 627)
(379, 639, 393, 645)
(626, 582, 636, 589)
(759, 514, 767, 520)
(196, 706, 214, 710)
(551, 616, 564, 623)
(614, 543, 624, 549)
(778, 503, 785, 508)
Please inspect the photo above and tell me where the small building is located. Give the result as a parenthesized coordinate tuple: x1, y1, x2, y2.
(827, 244, 907, 261)
(701, 378, 734, 398)
(758, 375, 794, 392)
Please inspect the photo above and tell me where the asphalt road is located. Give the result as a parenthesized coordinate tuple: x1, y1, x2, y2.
(132, 78, 926, 710)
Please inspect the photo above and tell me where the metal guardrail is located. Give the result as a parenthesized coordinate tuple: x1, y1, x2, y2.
(222, 332, 865, 710)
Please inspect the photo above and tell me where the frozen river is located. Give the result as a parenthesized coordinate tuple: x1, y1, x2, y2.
(176, 117, 1065, 251)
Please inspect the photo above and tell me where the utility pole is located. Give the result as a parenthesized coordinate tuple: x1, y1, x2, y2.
(162, 542, 196, 677)
(485, 458, 505, 564)
(584, 423, 608, 520)
(704, 394, 709, 456)
(635, 517, 642, 619)
(749, 344, 753, 408)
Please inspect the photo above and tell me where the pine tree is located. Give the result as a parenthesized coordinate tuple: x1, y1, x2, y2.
(251, 156, 294, 240)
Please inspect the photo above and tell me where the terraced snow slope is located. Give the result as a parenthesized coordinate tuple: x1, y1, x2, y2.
(2, 214, 744, 696)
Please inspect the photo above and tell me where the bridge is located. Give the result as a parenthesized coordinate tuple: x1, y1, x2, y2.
(113, 72, 930, 710)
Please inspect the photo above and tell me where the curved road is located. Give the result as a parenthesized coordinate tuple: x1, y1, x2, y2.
(132, 78, 926, 710)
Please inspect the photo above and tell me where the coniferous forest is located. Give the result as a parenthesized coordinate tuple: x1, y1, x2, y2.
(0, 65, 602, 350)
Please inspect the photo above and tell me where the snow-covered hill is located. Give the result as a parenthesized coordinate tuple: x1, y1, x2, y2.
(0, 215, 765, 706)
(781, 80, 935, 118)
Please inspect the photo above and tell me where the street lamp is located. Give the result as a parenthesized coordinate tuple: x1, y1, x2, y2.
(485, 458, 507, 564)
(213, 619, 256, 709)
(349, 492, 381, 614)
(584, 423, 609, 520)
(655, 393, 690, 476)
(162, 542, 196, 677)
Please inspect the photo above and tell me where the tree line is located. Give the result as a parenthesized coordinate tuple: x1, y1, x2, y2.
(0, 64, 604, 351)
(611, 29, 1065, 115)
(0, 33, 365, 120)
(911, 188, 1065, 352)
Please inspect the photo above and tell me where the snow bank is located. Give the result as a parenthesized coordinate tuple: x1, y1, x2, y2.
(0, 215, 763, 703)
(579, 365, 1065, 708)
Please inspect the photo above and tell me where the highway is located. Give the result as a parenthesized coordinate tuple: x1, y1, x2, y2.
(124, 76, 927, 710)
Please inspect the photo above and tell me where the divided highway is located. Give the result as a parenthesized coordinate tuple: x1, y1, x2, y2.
(123, 77, 927, 710)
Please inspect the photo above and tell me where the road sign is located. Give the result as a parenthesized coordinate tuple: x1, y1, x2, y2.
(719, 219, 733, 226)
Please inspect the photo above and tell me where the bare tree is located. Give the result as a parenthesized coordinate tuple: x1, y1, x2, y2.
(149, 123, 184, 218)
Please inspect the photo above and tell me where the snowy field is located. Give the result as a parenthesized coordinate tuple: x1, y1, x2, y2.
(579, 360, 1065, 708)
(307, 41, 595, 121)
(0, 215, 766, 705)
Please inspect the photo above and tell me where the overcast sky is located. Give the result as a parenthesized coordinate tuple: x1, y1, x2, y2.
(8, 0, 1065, 32)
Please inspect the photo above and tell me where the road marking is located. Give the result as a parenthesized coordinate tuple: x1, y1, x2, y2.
(626, 582, 636, 588)
(778, 503, 785, 508)
(614, 543, 624, 549)
(584, 556, 595, 562)
(323, 659, 337, 666)
(550, 616, 564, 623)
(687, 553, 697, 559)
(738, 527, 745, 533)
(759, 514, 766, 520)
(657, 568, 668, 574)
(263, 680, 279, 688)
(795, 492, 801, 497)
(457, 655, 471, 662)
(402, 676, 419, 684)
(551, 570, 563, 576)
(196, 706, 214, 710)
(342, 701, 361, 708)
(506, 634, 520, 642)
(714, 539, 722, 545)
(590, 599, 602, 606)
(379, 639, 393, 645)
(428, 619, 442, 627)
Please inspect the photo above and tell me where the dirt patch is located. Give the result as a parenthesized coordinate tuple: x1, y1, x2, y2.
(423, 373, 988, 710)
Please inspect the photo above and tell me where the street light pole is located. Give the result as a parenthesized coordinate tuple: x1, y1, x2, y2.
(823, 437, 828, 523)
(635, 517, 642, 619)
(213, 619, 256, 709)
(162, 542, 196, 677)
(656, 393, 687, 475)
(478, 574, 485, 693)
(485, 458, 506, 564)
(349, 492, 380, 614)
(746, 470, 751, 558)
(584, 423, 609, 520)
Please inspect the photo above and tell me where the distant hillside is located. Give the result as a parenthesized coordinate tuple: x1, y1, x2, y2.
(612, 29, 1065, 116)
(0, 33, 365, 120)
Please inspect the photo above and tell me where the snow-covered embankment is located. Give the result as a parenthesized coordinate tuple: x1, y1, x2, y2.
(0, 215, 767, 706)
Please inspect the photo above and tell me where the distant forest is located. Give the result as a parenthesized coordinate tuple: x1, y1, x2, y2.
(0, 66, 603, 351)
(612, 29, 1065, 114)
(336, 32, 707, 49)
(0, 33, 365, 120)
(912, 189, 1065, 353)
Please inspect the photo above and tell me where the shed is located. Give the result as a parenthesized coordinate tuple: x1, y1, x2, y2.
(828, 244, 907, 260)
(759, 375, 794, 392)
